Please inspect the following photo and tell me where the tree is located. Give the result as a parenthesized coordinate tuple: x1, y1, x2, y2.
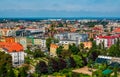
(113, 66, 118, 77)
(88, 49, 100, 61)
(48, 58, 59, 72)
(72, 55, 83, 67)
(58, 22, 63, 27)
(58, 58, 66, 70)
(6, 68, 15, 77)
(69, 44, 79, 54)
(56, 46, 63, 56)
(35, 61, 48, 75)
(46, 37, 60, 51)
(69, 57, 76, 68)
(0, 52, 12, 77)
(107, 39, 120, 57)
(18, 67, 28, 77)
(33, 49, 45, 58)
(46, 37, 52, 51)
(61, 50, 72, 58)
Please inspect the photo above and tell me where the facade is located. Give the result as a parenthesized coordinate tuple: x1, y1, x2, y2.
(34, 38, 41, 45)
(33, 38, 46, 48)
(54, 33, 88, 45)
(0, 29, 16, 36)
(0, 42, 24, 66)
(16, 28, 44, 37)
(15, 37, 27, 50)
(40, 39, 46, 48)
(50, 44, 59, 57)
(95, 35, 118, 48)
(54, 33, 68, 40)
(83, 42, 92, 49)
(112, 28, 120, 33)
(59, 40, 77, 45)
(59, 40, 77, 50)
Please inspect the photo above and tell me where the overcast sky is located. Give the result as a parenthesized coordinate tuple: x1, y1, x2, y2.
(0, 0, 120, 17)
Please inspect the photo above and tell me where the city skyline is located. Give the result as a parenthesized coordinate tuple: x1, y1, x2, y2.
(0, 0, 120, 18)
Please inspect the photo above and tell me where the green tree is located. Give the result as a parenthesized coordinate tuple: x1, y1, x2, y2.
(33, 49, 45, 58)
(35, 61, 48, 75)
(0, 52, 12, 77)
(48, 58, 59, 72)
(58, 58, 66, 70)
(18, 67, 28, 77)
(61, 50, 72, 58)
(46, 37, 52, 51)
(69, 44, 79, 54)
(56, 46, 63, 56)
(108, 39, 120, 57)
(72, 55, 83, 67)
(113, 66, 118, 77)
(6, 68, 15, 77)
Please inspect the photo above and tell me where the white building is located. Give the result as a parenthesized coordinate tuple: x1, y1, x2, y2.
(95, 35, 118, 48)
(59, 40, 77, 45)
(0, 42, 24, 66)
(54, 33, 88, 45)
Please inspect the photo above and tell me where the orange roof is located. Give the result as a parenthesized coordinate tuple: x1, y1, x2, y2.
(0, 42, 23, 53)
(70, 28, 77, 32)
(113, 28, 120, 33)
(50, 44, 59, 48)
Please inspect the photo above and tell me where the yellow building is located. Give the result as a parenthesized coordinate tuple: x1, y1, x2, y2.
(34, 38, 41, 45)
(50, 44, 59, 57)
(63, 44, 69, 50)
(83, 42, 92, 49)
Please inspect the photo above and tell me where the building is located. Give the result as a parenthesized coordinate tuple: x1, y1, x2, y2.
(54, 33, 68, 40)
(50, 44, 59, 57)
(33, 38, 41, 46)
(54, 33, 88, 45)
(59, 40, 77, 50)
(59, 40, 77, 45)
(5, 37, 15, 43)
(15, 37, 27, 50)
(33, 38, 46, 48)
(83, 42, 92, 49)
(112, 27, 120, 33)
(16, 28, 44, 37)
(0, 28, 16, 37)
(0, 42, 24, 66)
(40, 38, 46, 48)
(95, 35, 118, 48)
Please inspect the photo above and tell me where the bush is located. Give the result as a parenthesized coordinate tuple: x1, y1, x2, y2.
(35, 61, 48, 74)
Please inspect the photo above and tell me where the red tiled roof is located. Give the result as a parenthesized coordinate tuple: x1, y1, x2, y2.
(92, 27, 102, 30)
(96, 35, 118, 39)
(0, 42, 23, 53)
(113, 28, 120, 33)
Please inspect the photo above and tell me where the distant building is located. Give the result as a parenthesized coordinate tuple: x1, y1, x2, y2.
(112, 27, 120, 33)
(0, 29, 16, 37)
(0, 42, 24, 66)
(54, 33, 88, 45)
(16, 28, 44, 37)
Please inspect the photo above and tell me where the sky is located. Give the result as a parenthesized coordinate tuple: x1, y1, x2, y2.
(0, 0, 120, 18)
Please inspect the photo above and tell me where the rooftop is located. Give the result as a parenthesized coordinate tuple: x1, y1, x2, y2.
(0, 42, 23, 52)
